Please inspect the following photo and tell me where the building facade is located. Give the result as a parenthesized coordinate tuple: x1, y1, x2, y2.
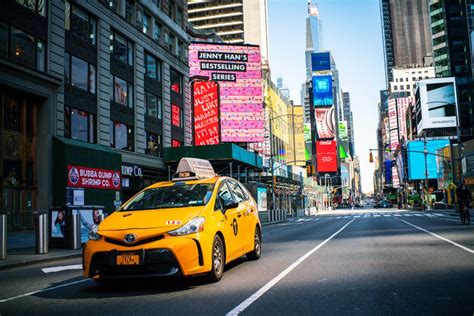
(0, 0, 190, 218)
(389, 66, 435, 96)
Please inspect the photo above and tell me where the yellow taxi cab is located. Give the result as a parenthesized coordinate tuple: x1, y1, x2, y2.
(83, 158, 262, 283)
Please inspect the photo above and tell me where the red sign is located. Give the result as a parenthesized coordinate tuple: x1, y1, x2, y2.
(193, 81, 220, 146)
(67, 165, 121, 190)
(316, 140, 337, 172)
(171, 139, 182, 148)
(172, 104, 181, 127)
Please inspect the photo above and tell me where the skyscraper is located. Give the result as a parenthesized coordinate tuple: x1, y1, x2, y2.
(305, 0, 323, 80)
(342, 92, 355, 157)
(380, 0, 433, 84)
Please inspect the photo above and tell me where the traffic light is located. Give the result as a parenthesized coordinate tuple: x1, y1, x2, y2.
(369, 151, 374, 163)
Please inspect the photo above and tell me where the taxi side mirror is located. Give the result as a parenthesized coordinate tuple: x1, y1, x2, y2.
(223, 199, 239, 212)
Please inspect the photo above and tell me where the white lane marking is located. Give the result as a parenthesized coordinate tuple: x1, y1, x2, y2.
(226, 218, 356, 316)
(296, 219, 305, 222)
(414, 214, 423, 217)
(403, 214, 413, 217)
(0, 279, 89, 303)
(336, 216, 342, 219)
(42, 264, 83, 274)
(394, 214, 402, 217)
(303, 219, 311, 222)
(373, 215, 380, 217)
(396, 218, 474, 254)
(383, 215, 391, 217)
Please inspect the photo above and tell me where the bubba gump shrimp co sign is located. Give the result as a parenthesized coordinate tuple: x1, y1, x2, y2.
(68, 165, 121, 190)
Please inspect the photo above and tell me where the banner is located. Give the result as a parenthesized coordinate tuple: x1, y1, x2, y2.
(312, 75, 333, 106)
(67, 165, 121, 190)
(193, 81, 220, 146)
(315, 107, 336, 139)
(316, 140, 337, 172)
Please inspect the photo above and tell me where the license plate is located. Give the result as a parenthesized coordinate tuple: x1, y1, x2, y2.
(116, 254, 140, 265)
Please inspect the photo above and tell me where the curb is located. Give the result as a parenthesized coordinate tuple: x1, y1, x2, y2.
(262, 220, 288, 226)
(0, 252, 82, 271)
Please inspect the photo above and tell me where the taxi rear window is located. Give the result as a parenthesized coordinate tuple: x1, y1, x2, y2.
(122, 183, 215, 211)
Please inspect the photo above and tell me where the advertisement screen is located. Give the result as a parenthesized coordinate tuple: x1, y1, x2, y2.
(407, 140, 449, 180)
(315, 107, 336, 139)
(189, 43, 263, 142)
(312, 75, 333, 106)
(316, 140, 337, 172)
(388, 97, 412, 150)
(193, 81, 220, 146)
(416, 78, 458, 132)
(74, 209, 104, 243)
(51, 210, 66, 238)
(338, 121, 348, 141)
(311, 52, 331, 72)
(257, 187, 267, 213)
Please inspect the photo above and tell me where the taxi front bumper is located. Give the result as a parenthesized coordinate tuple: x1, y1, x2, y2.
(83, 233, 212, 279)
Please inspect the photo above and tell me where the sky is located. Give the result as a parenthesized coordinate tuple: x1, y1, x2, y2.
(268, 0, 386, 193)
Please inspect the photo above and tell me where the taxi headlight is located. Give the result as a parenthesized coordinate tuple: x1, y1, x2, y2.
(88, 224, 102, 241)
(168, 217, 205, 236)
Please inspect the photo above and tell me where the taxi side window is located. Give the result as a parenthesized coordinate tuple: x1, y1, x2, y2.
(228, 180, 246, 203)
(215, 182, 233, 211)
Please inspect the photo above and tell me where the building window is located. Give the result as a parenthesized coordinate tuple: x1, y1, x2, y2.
(16, 0, 46, 16)
(112, 75, 133, 107)
(172, 104, 183, 128)
(146, 92, 162, 119)
(176, 7, 183, 27)
(142, 12, 151, 35)
(0, 22, 7, 57)
(170, 69, 182, 94)
(399, 78, 403, 82)
(169, 33, 176, 54)
(65, 107, 96, 143)
(9, 27, 45, 71)
(145, 53, 161, 81)
(108, 0, 121, 14)
(146, 132, 162, 157)
(110, 121, 134, 151)
(393, 86, 397, 91)
(68, 54, 96, 93)
(65, 2, 97, 45)
(171, 139, 181, 148)
(111, 32, 133, 65)
(125, 0, 134, 23)
(153, 20, 162, 41)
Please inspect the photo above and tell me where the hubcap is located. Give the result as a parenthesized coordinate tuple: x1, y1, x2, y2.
(213, 240, 223, 274)
(255, 231, 260, 255)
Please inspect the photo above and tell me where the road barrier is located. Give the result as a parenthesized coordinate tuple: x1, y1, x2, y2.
(35, 212, 49, 254)
(1, 214, 6, 260)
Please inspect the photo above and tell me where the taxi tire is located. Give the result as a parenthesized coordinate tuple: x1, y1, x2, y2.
(246, 226, 261, 261)
(206, 235, 225, 283)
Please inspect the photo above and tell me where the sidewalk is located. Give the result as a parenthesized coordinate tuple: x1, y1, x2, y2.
(0, 231, 82, 271)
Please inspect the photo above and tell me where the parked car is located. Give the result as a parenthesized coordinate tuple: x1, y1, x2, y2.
(375, 200, 393, 208)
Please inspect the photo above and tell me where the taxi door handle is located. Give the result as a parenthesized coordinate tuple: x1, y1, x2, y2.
(237, 213, 242, 218)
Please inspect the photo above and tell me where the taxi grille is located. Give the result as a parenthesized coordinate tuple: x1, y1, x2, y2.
(104, 234, 164, 247)
(89, 248, 180, 277)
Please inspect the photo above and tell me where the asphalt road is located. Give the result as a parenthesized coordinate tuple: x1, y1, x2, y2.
(1, 208, 473, 315)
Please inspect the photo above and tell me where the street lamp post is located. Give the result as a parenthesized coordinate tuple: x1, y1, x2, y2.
(422, 132, 429, 210)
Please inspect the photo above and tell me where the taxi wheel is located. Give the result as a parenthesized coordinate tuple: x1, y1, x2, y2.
(207, 235, 225, 283)
(246, 226, 262, 260)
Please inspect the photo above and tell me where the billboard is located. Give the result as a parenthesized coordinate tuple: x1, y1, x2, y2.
(193, 81, 220, 146)
(315, 107, 336, 139)
(338, 121, 348, 141)
(316, 140, 337, 172)
(407, 139, 450, 180)
(312, 75, 333, 106)
(189, 43, 263, 142)
(388, 97, 413, 151)
(311, 52, 331, 72)
(415, 78, 458, 133)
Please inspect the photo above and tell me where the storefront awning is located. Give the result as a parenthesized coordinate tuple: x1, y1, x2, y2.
(163, 144, 263, 172)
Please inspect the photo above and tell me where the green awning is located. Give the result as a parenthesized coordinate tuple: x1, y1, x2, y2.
(164, 144, 263, 170)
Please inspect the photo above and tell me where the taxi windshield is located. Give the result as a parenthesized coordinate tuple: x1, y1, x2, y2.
(122, 183, 215, 211)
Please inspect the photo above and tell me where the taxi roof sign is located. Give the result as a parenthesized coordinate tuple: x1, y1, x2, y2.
(172, 158, 216, 181)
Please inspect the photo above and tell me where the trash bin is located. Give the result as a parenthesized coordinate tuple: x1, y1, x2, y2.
(35, 212, 49, 254)
(0, 213, 7, 260)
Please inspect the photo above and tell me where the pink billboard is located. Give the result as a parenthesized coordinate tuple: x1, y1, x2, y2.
(189, 43, 264, 142)
(388, 97, 413, 151)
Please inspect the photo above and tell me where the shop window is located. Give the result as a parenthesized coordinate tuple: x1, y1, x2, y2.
(110, 120, 134, 151)
(10, 27, 35, 69)
(16, 0, 46, 17)
(172, 104, 183, 128)
(146, 132, 162, 157)
(171, 139, 181, 148)
(70, 55, 96, 93)
(145, 53, 161, 81)
(112, 75, 133, 108)
(65, 2, 97, 45)
(146, 92, 162, 119)
(170, 69, 182, 94)
(64, 107, 96, 143)
(0, 22, 8, 58)
(111, 32, 133, 65)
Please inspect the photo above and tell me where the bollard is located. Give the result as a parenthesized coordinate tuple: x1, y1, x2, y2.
(1, 214, 7, 260)
(70, 214, 81, 249)
(36, 213, 49, 254)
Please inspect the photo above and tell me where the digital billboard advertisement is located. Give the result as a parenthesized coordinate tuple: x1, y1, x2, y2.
(407, 139, 450, 180)
(388, 97, 412, 151)
(311, 52, 331, 72)
(189, 43, 264, 142)
(193, 81, 220, 146)
(415, 78, 458, 133)
(312, 75, 333, 106)
(316, 140, 337, 172)
(315, 107, 336, 139)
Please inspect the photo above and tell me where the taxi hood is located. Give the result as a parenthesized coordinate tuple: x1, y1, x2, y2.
(98, 206, 205, 233)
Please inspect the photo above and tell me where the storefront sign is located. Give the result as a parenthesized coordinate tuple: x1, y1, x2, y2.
(121, 165, 143, 178)
(68, 165, 121, 190)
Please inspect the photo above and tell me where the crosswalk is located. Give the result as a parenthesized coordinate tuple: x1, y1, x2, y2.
(289, 212, 453, 222)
